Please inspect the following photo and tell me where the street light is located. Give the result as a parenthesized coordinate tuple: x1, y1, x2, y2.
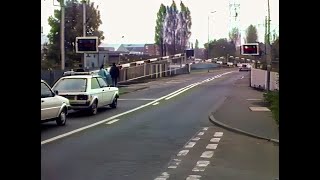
(207, 11, 217, 60)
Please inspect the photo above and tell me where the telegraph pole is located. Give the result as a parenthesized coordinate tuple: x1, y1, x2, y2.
(60, 0, 65, 70)
(82, 0, 87, 69)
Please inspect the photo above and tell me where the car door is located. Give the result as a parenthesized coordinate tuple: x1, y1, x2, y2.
(41, 82, 61, 120)
(97, 77, 112, 104)
(90, 77, 106, 107)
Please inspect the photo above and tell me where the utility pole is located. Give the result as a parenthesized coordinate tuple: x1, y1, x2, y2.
(60, 0, 65, 70)
(82, 0, 87, 69)
(266, 0, 271, 92)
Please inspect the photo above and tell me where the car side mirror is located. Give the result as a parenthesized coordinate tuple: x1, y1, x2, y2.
(54, 90, 59, 95)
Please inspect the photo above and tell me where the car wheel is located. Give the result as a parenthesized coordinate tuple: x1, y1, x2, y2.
(90, 100, 98, 115)
(56, 108, 67, 126)
(110, 98, 117, 108)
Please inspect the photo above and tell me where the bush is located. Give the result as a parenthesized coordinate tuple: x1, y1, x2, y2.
(263, 91, 279, 125)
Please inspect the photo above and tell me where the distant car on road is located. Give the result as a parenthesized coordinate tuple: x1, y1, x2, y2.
(52, 72, 119, 115)
(41, 80, 70, 126)
(239, 64, 251, 71)
(216, 61, 223, 65)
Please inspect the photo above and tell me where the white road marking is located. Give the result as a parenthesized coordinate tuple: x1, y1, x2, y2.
(192, 137, 201, 141)
(203, 127, 209, 131)
(155, 172, 170, 180)
(210, 138, 221, 143)
(186, 175, 201, 180)
(152, 102, 160, 105)
(118, 98, 157, 101)
(200, 151, 214, 158)
(105, 119, 119, 125)
(246, 98, 262, 101)
(165, 83, 200, 100)
(41, 71, 235, 145)
(185, 142, 196, 148)
(214, 132, 224, 137)
(249, 107, 271, 111)
(206, 144, 218, 150)
(192, 161, 210, 172)
(168, 159, 181, 169)
(240, 76, 244, 79)
(198, 132, 205, 136)
(177, 150, 189, 156)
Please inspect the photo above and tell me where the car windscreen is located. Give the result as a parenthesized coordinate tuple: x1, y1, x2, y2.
(54, 78, 87, 92)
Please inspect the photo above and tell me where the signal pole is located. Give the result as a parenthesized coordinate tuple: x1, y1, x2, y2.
(60, 0, 65, 70)
(266, 0, 271, 92)
(82, 0, 87, 69)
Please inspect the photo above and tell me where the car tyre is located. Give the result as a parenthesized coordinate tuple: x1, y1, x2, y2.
(110, 98, 117, 108)
(89, 100, 98, 115)
(56, 108, 67, 126)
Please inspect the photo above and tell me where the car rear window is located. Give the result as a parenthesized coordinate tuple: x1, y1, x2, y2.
(54, 78, 87, 92)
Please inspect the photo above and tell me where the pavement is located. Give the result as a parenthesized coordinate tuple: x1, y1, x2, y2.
(211, 73, 279, 141)
(41, 68, 278, 180)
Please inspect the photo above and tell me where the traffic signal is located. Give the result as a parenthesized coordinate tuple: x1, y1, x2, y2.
(75, 37, 99, 53)
(241, 43, 259, 55)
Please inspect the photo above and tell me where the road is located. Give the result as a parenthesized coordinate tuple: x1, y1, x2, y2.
(41, 68, 278, 180)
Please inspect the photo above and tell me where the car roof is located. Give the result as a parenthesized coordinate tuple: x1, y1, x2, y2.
(60, 75, 100, 79)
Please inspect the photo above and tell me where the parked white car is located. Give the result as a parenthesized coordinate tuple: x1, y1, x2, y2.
(41, 80, 70, 126)
(52, 72, 119, 115)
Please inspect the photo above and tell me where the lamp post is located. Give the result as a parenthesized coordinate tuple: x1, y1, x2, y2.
(207, 11, 217, 60)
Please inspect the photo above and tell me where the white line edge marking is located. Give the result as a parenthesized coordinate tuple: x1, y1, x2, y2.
(152, 102, 160, 105)
(41, 71, 235, 145)
(210, 138, 220, 143)
(206, 144, 218, 150)
(200, 151, 214, 158)
(106, 119, 119, 124)
(118, 98, 157, 101)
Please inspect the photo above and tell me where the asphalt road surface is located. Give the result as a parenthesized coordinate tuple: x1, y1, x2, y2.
(41, 68, 278, 180)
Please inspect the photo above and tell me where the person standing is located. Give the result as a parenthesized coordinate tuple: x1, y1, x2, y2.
(98, 64, 112, 86)
(110, 63, 120, 87)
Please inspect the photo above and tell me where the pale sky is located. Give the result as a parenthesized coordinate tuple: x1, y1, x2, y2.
(41, 0, 279, 48)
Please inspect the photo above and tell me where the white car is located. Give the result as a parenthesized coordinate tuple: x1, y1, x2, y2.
(41, 80, 70, 126)
(52, 72, 119, 115)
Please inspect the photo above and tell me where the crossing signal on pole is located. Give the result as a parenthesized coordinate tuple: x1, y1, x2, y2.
(75, 36, 99, 53)
(241, 43, 259, 56)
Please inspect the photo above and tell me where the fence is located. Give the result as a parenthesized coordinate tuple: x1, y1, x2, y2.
(41, 54, 189, 86)
(250, 68, 279, 91)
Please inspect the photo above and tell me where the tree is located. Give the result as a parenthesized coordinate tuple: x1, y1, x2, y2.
(47, 0, 104, 68)
(195, 39, 199, 49)
(229, 27, 240, 45)
(154, 4, 166, 56)
(177, 1, 192, 52)
(204, 38, 236, 59)
(272, 37, 279, 61)
(245, 24, 258, 43)
(161, 0, 192, 55)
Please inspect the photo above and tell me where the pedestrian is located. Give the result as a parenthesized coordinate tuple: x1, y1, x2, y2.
(109, 63, 120, 87)
(98, 64, 112, 86)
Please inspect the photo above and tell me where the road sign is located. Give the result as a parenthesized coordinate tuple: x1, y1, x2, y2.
(75, 36, 99, 53)
(241, 43, 259, 56)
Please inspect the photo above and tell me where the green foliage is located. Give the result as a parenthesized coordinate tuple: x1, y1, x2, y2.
(154, 4, 166, 45)
(264, 91, 279, 125)
(245, 24, 258, 43)
(229, 27, 240, 44)
(46, 0, 104, 68)
(204, 38, 236, 58)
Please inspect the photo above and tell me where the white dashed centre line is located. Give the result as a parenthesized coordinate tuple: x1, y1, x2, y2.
(152, 102, 160, 105)
(186, 175, 201, 180)
(177, 150, 189, 156)
(206, 144, 218, 150)
(203, 127, 209, 131)
(192, 161, 210, 172)
(200, 151, 214, 158)
(191, 137, 201, 141)
(210, 138, 221, 143)
(185, 142, 196, 148)
(197, 132, 205, 136)
(105, 119, 119, 124)
(214, 132, 223, 137)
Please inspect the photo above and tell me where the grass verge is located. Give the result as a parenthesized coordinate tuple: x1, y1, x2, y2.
(263, 91, 279, 125)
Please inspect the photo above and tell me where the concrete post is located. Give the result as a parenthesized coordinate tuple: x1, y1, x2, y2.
(155, 64, 158, 78)
(159, 64, 162, 78)
(143, 63, 146, 76)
